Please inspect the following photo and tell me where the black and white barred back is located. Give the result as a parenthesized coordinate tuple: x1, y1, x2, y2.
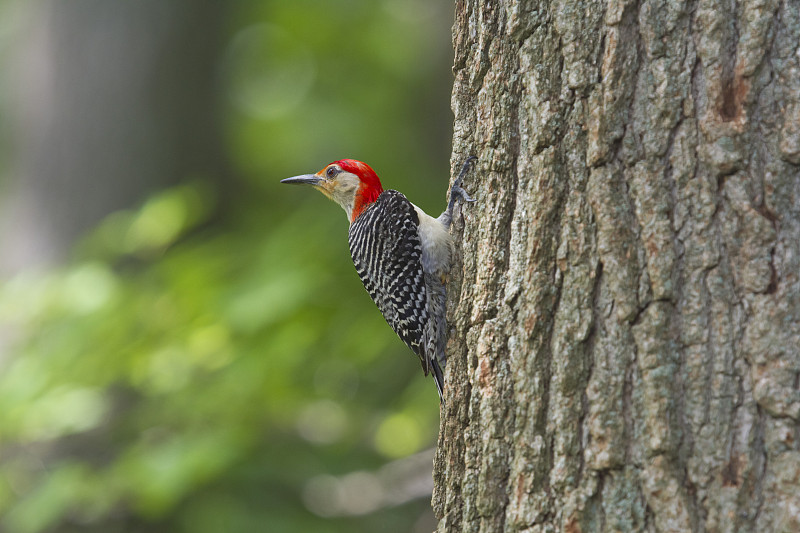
(348, 190, 446, 399)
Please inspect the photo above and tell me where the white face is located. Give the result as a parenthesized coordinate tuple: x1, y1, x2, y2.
(318, 165, 361, 219)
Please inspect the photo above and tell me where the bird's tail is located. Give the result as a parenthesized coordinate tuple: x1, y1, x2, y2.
(432, 358, 445, 405)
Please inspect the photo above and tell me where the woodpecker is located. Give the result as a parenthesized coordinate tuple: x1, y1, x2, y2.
(281, 157, 476, 402)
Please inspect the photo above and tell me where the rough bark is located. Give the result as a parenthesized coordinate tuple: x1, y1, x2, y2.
(435, 0, 800, 531)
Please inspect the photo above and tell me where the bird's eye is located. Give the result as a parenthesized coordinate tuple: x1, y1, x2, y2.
(326, 166, 338, 178)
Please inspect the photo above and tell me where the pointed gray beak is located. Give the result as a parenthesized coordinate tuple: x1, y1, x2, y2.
(280, 174, 323, 186)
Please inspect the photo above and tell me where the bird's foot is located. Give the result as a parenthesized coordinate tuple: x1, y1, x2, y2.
(441, 156, 477, 229)
(448, 156, 477, 209)
(451, 183, 477, 203)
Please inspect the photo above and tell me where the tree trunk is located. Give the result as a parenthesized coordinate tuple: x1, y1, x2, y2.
(435, 0, 800, 531)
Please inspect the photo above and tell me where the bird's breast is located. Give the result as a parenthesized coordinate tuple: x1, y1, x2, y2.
(412, 204, 453, 278)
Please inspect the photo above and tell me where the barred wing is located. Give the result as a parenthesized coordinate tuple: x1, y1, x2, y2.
(348, 190, 429, 368)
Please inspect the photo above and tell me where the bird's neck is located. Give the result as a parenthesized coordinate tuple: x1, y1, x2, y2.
(349, 185, 383, 223)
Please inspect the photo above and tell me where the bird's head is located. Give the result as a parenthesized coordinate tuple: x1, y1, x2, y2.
(281, 159, 384, 223)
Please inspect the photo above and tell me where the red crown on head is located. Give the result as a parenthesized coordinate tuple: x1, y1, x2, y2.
(334, 159, 384, 221)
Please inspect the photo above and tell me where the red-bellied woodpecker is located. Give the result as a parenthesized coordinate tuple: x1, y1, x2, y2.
(281, 157, 476, 402)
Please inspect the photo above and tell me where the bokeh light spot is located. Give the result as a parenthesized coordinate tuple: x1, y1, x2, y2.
(60, 262, 117, 314)
(296, 399, 348, 445)
(374, 412, 422, 458)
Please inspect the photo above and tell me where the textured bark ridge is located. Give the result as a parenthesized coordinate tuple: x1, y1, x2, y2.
(435, 0, 800, 531)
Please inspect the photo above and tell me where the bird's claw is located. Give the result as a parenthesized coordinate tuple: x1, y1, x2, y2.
(452, 185, 476, 203)
(456, 156, 477, 182)
(450, 156, 477, 205)
(443, 156, 477, 226)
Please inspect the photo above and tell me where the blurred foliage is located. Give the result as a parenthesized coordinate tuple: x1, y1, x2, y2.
(0, 1, 454, 531)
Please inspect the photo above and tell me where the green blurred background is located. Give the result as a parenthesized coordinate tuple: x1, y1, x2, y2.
(0, 1, 454, 531)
